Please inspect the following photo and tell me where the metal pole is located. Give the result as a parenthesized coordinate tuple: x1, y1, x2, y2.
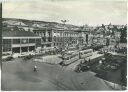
(114, 83, 115, 89)
(20, 38, 21, 54)
(0, 3, 2, 69)
(28, 38, 29, 53)
(61, 20, 68, 50)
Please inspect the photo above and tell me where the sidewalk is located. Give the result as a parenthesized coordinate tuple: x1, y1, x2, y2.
(88, 51, 104, 60)
(103, 79, 126, 90)
(34, 54, 62, 64)
(107, 52, 126, 56)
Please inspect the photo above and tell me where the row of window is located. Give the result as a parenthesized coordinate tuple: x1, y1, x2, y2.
(2, 46, 35, 52)
(80, 50, 92, 55)
(53, 37, 63, 42)
(35, 31, 52, 37)
(64, 53, 79, 60)
(36, 39, 41, 47)
(2, 44, 11, 48)
(2, 44, 11, 52)
(42, 44, 51, 48)
(3, 39, 39, 44)
(54, 41, 77, 45)
(53, 41, 77, 46)
(70, 53, 79, 59)
(53, 37, 78, 42)
(54, 43, 62, 46)
(42, 37, 52, 42)
(3, 48, 11, 52)
(3, 39, 11, 44)
(72, 41, 77, 44)
(54, 32, 78, 37)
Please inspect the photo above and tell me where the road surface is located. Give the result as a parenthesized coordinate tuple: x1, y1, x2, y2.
(1, 57, 112, 91)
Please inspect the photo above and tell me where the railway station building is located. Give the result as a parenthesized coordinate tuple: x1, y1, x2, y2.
(2, 27, 41, 55)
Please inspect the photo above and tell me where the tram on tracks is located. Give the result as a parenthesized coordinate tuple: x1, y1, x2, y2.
(79, 49, 93, 59)
(60, 49, 93, 65)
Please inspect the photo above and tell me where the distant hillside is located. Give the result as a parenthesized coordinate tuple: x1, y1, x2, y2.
(3, 18, 125, 34)
(2, 18, 80, 29)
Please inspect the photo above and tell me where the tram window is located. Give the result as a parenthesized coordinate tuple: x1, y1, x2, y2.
(66, 57, 69, 60)
(81, 52, 83, 55)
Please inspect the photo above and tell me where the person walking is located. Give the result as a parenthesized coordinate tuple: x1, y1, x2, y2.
(34, 65, 38, 72)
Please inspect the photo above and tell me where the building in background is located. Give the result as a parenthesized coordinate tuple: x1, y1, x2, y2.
(33, 25, 80, 50)
(33, 27, 53, 48)
(2, 18, 126, 55)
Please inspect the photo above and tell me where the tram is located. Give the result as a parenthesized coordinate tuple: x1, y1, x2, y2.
(61, 49, 93, 65)
(79, 49, 93, 59)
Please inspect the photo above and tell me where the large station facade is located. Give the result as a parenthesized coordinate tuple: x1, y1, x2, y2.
(2, 28, 41, 55)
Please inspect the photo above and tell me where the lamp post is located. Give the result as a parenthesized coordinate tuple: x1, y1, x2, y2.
(61, 20, 68, 51)
(0, 3, 2, 67)
(54, 20, 68, 87)
(77, 26, 84, 50)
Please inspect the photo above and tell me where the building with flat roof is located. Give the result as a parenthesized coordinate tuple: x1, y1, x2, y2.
(33, 26, 83, 50)
(2, 27, 41, 55)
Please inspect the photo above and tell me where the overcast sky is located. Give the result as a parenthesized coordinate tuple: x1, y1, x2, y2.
(2, 0, 127, 26)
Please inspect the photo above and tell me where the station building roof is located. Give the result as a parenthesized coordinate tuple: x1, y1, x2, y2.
(2, 27, 39, 37)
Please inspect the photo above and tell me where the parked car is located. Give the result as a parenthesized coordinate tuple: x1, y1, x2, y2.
(23, 55, 33, 60)
(110, 63, 120, 70)
(98, 51, 104, 54)
(2, 53, 12, 60)
(12, 53, 21, 58)
(103, 63, 119, 71)
(80, 65, 90, 72)
(34, 57, 43, 62)
(4, 56, 13, 61)
(29, 52, 36, 56)
(75, 64, 90, 73)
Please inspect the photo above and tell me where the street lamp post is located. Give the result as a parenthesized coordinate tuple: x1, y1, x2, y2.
(61, 20, 68, 51)
(54, 20, 69, 87)
(0, 3, 2, 67)
(78, 26, 84, 50)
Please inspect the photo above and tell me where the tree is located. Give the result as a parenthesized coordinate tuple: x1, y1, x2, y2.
(120, 60, 127, 86)
(104, 53, 113, 63)
(120, 26, 127, 43)
(13, 26, 19, 31)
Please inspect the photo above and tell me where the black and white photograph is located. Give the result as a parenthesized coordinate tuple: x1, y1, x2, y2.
(1, 0, 127, 91)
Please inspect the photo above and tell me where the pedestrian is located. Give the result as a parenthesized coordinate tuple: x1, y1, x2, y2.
(99, 60, 102, 64)
(34, 65, 38, 72)
(84, 58, 86, 62)
(88, 58, 91, 62)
